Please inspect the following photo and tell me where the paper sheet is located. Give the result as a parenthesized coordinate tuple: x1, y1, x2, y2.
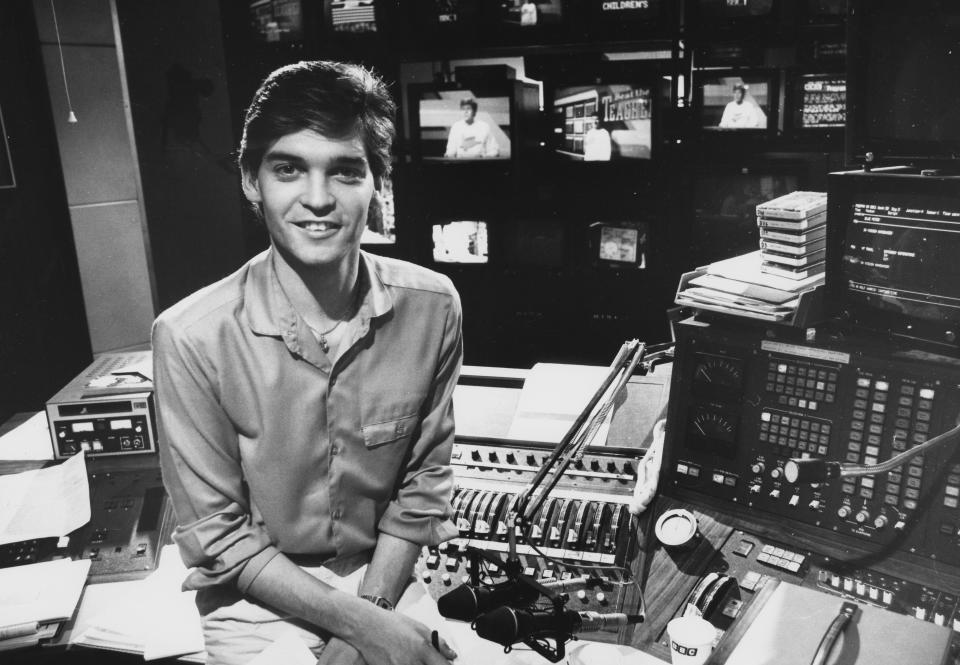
(0, 412, 54, 461)
(0, 452, 90, 545)
(506, 363, 613, 444)
(70, 544, 205, 661)
(0, 557, 91, 627)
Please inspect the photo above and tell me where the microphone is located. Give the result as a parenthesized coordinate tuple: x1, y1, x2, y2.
(437, 580, 540, 622)
(784, 458, 841, 484)
(437, 575, 592, 622)
(474, 606, 643, 647)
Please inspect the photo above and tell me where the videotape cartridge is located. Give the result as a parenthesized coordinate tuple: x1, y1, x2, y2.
(45, 351, 157, 460)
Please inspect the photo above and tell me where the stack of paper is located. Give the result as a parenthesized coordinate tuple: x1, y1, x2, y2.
(0, 558, 91, 651)
(676, 250, 823, 322)
(756, 191, 829, 280)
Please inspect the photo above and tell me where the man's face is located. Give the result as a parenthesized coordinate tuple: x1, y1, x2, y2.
(733, 88, 745, 104)
(462, 105, 476, 123)
(243, 129, 375, 273)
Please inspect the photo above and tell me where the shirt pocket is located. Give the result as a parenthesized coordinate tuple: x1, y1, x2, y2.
(361, 412, 419, 450)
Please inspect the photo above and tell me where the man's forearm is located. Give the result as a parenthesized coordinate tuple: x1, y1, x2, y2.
(358, 532, 423, 605)
(245, 552, 378, 644)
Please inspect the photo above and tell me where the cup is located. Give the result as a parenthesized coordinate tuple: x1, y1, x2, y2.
(666, 615, 717, 665)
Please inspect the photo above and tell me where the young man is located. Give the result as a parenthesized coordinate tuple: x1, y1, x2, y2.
(153, 61, 462, 665)
(718, 82, 767, 129)
(444, 98, 500, 159)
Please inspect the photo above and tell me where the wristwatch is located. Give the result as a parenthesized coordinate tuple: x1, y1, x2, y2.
(360, 594, 395, 611)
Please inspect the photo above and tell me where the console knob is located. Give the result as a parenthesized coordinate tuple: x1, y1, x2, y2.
(770, 467, 782, 479)
(488, 451, 499, 463)
(751, 461, 765, 475)
(855, 509, 870, 524)
(506, 453, 517, 464)
(873, 514, 889, 530)
(837, 505, 852, 519)
(471, 450, 481, 462)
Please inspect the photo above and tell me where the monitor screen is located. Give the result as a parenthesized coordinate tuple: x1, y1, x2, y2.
(326, 0, 377, 33)
(498, 0, 564, 27)
(693, 170, 799, 261)
(361, 175, 395, 244)
(806, 0, 845, 17)
(827, 170, 960, 347)
(249, 0, 303, 43)
(551, 84, 653, 160)
(847, 0, 960, 165)
(415, 90, 512, 162)
(503, 221, 565, 267)
(419, 0, 479, 26)
(433, 221, 489, 263)
(697, 72, 775, 132)
(698, 0, 775, 19)
(593, 222, 649, 268)
(793, 74, 846, 130)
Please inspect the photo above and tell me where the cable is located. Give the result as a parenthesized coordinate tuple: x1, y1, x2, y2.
(50, 0, 77, 123)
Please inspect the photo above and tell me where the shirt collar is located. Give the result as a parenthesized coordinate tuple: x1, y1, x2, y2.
(242, 247, 394, 338)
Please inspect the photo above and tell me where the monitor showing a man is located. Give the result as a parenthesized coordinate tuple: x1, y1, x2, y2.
(718, 82, 767, 129)
(444, 97, 501, 159)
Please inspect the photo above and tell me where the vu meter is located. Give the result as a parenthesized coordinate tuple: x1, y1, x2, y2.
(688, 405, 740, 458)
(692, 353, 745, 400)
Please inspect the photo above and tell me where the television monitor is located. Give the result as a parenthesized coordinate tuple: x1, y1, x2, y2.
(551, 83, 654, 161)
(502, 221, 565, 267)
(696, 0, 775, 20)
(361, 175, 395, 245)
(411, 85, 513, 162)
(498, 0, 564, 27)
(804, 0, 846, 22)
(692, 163, 801, 263)
(847, 0, 960, 167)
(591, 221, 649, 269)
(695, 70, 777, 134)
(790, 73, 846, 131)
(826, 169, 960, 348)
(249, 0, 303, 43)
(415, 0, 480, 26)
(325, 0, 378, 33)
(432, 221, 489, 263)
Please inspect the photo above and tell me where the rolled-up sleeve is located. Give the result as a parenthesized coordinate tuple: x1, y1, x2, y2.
(377, 287, 463, 546)
(153, 316, 279, 591)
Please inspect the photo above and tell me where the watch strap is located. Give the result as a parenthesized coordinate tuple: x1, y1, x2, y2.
(360, 594, 395, 611)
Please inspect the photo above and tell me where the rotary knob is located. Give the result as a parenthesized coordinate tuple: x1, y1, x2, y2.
(855, 509, 870, 524)
(873, 514, 889, 530)
(751, 461, 766, 475)
(837, 505, 852, 519)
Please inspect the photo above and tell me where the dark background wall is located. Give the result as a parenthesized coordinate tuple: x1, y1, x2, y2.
(0, 1, 91, 423)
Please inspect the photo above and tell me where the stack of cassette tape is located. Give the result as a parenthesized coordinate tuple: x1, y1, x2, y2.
(756, 191, 829, 281)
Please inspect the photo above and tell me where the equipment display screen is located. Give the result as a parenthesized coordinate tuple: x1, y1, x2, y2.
(841, 199, 960, 324)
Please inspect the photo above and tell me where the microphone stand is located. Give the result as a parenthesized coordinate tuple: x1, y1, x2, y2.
(461, 339, 649, 662)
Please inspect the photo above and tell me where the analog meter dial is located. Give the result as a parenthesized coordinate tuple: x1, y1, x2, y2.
(690, 408, 737, 443)
(692, 353, 745, 399)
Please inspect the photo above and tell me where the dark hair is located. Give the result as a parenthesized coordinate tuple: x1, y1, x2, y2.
(459, 98, 478, 113)
(239, 60, 396, 186)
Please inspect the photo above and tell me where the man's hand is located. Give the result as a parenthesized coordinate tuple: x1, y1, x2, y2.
(354, 610, 457, 665)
